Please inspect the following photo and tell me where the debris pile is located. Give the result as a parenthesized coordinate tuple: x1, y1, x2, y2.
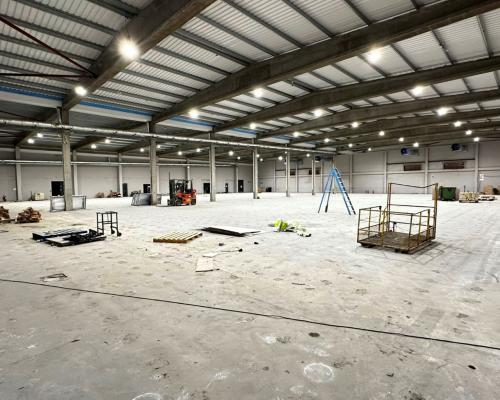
(273, 219, 311, 237)
(0, 206, 13, 223)
(16, 207, 42, 223)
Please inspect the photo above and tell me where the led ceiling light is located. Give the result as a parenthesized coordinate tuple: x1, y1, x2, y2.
(27, 138, 35, 144)
(293, 131, 300, 137)
(348, 143, 353, 148)
(140, 148, 145, 152)
(105, 138, 111, 144)
(379, 130, 385, 136)
(465, 129, 472, 135)
(119, 39, 139, 60)
(177, 151, 183, 156)
(411, 85, 424, 96)
(368, 147, 372, 151)
(351, 121, 360, 128)
(229, 150, 234, 156)
(250, 122, 257, 130)
(413, 142, 419, 148)
(189, 109, 199, 119)
(453, 121, 463, 128)
(437, 107, 449, 116)
(313, 108, 324, 117)
(324, 138, 330, 143)
(91, 144, 97, 149)
(237, 156, 241, 160)
(260, 158, 263, 162)
(74, 85, 87, 96)
(156, 144, 161, 149)
(278, 156, 283, 161)
(36, 133, 43, 138)
(196, 148, 201, 152)
(367, 48, 382, 63)
(399, 137, 404, 142)
(253, 88, 264, 98)
(473, 137, 480, 142)
(306, 153, 310, 157)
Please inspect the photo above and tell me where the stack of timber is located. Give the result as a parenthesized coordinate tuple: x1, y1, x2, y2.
(0, 206, 14, 223)
(459, 192, 479, 203)
(16, 207, 42, 223)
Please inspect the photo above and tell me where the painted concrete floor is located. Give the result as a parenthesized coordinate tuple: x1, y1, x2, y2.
(0, 193, 499, 400)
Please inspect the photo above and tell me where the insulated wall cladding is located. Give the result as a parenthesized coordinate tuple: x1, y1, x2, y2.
(0, 165, 16, 201)
(21, 166, 62, 200)
(122, 166, 150, 194)
(78, 166, 118, 197)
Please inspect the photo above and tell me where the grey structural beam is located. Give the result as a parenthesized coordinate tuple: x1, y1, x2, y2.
(285, 151, 291, 197)
(148, 0, 500, 124)
(333, 121, 500, 150)
(209, 132, 216, 202)
(309, 108, 500, 147)
(215, 56, 500, 132)
(260, 89, 500, 140)
(14, 147, 22, 201)
(252, 141, 258, 199)
(149, 123, 158, 206)
(18, 0, 216, 145)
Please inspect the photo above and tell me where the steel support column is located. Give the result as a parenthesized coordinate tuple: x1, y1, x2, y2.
(14, 146, 22, 201)
(60, 109, 73, 211)
(209, 133, 216, 202)
(234, 164, 238, 193)
(286, 152, 290, 197)
(252, 145, 259, 199)
(150, 136, 158, 206)
(474, 143, 480, 192)
(424, 147, 429, 194)
(311, 157, 316, 195)
(118, 153, 123, 195)
(72, 150, 78, 195)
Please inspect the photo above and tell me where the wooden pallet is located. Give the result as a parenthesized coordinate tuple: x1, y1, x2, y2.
(153, 231, 202, 244)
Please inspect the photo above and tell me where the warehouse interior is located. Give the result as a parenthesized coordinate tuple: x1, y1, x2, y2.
(1, 0, 500, 399)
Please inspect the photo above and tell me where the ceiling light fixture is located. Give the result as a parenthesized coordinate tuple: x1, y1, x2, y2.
(306, 153, 310, 157)
(253, 88, 264, 98)
(74, 85, 87, 96)
(474, 137, 480, 142)
(119, 39, 139, 60)
(229, 150, 234, 156)
(250, 122, 257, 130)
(399, 137, 404, 142)
(324, 138, 330, 143)
(313, 108, 324, 117)
(368, 147, 372, 151)
(367, 48, 382, 63)
(352, 121, 360, 128)
(156, 144, 161, 149)
(293, 131, 300, 137)
(189, 109, 199, 119)
(27, 138, 35, 144)
(177, 151, 183, 156)
(379, 130, 385, 136)
(278, 156, 283, 161)
(36, 133, 43, 138)
(105, 138, 111, 144)
(196, 148, 201, 152)
(91, 144, 97, 149)
(237, 156, 241, 160)
(413, 142, 419, 148)
(260, 158, 263, 162)
(465, 129, 472, 135)
(348, 143, 353, 148)
(140, 148, 144, 153)
(437, 107, 449, 116)
(454, 121, 463, 128)
(411, 85, 424, 96)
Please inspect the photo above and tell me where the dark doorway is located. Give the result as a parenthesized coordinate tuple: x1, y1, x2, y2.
(238, 180, 244, 193)
(225, 183, 229, 193)
(143, 183, 151, 193)
(122, 183, 128, 197)
(51, 181, 64, 196)
(203, 182, 210, 194)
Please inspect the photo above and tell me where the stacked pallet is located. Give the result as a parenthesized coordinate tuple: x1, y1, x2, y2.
(16, 207, 42, 223)
(459, 192, 479, 203)
(0, 206, 13, 223)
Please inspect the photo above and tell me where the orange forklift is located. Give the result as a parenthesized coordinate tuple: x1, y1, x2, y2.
(168, 179, 196, 206)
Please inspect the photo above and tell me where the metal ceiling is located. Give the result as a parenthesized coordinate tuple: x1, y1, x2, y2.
(0, 0, 499, 160)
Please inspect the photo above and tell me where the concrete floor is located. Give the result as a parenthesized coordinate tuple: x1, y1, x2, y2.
(0, 193, 499, 400)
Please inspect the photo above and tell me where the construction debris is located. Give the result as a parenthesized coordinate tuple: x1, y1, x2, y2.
(201, 226, 260, 237)
(45, 229, 106, 247)
(40, 273, 68, 282)
(195, 257, 219, 272)
(33, 228, 87, 241)
(479, 194, 496, 201)
(272, 219, 311, 237)
(153, 231, 202, 244)
(459, 192, 479, 203)
(0, 206, 14, 224)
(106, 190, 121, 198)
(16, 207, 41, 223)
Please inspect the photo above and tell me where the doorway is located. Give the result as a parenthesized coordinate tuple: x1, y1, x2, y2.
(203, 182, 210, 194)
(238, 180, 244, 193)
(225, 183, 229, 193)
(51, 181, 64, 196)
(122, 183, 128, 197)
(143, 183, 151, 193)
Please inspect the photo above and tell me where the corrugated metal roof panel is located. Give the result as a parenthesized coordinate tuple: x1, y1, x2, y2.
(481, 99, 500, 109)
(433, 79, 469, 95)
(268, 81, 308, 97)
(182, 16, 270, 62)
(231, 0, 327, 46)
(335, 57, 381, 81)
(363, 46, 413, 75)
(436, 17, 487, 61)
(102, 81, 179, 104)
(350, 0, 413, 22)
(465, 72, 498, 91)
(292, 0, 362, 35)
(201, 1, 295, 55)
(113, 71, 192, 98)
(394, 32, 449, 69)
(481, 8, 500, 55)
(156, 35, 242, 74)
(92, 89, 168, 110)
(293, 73, 332, 90)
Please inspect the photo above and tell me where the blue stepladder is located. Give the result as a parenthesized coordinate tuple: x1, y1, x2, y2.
(318, 167, 356, 215)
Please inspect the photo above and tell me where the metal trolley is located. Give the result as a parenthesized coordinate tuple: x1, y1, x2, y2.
(357, 183, 438, 254)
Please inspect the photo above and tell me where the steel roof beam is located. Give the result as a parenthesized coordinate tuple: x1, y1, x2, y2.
(259, 89, 500, 140)
(217, 56, 500, 134)
(71, 136, 105, 151)
(85, 0, 139, 19)
(149, 0, 500, 124)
